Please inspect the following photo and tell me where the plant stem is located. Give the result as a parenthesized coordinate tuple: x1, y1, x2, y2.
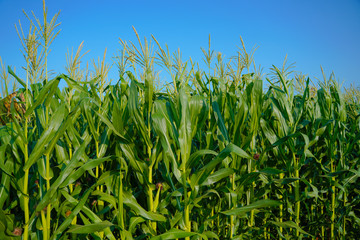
(217, 211, 220, 235)
(44, 7, 51, 236)
(41, 210, 48, 240)
(182, 153, 190, 240)
(248, 138, 256, 228)
(264, 193, 268, 239)
(331, 160, 335, 239)
(185, 203, 191, 239)
(310, 179, 315, 240)
(68, 147, 77, 226)
(343, 191, 346, 239)
(147, 110, 157, 232)
(294, 153, 300, 237)
(118, 159, 125, 237)
(321, 198, 325, 239)
(24, 145, 29, 240)
(46, 152, 51, 238)
(44, 94, 51, 239)
(95, 139, 105, 239)
(247, 156, 255, 227)
(23, 61, 30, 240)
(250, 181, 255, 227)
(230, 173, 235, 238)
(147, 164, 155, 229)
(279, 172, 284, 239)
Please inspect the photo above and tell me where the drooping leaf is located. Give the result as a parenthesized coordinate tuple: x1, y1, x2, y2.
(270, 221, 313, 237)
(221, 199, 281, 216)
(67, 221, 113, 234)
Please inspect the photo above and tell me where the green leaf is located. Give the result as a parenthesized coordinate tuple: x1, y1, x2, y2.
(67, 221, 113, 234)
(273, 177, 299, 185)
(186, 149, 217, 169)
(152, 109, 181, 182)
(150, 229, 197, 240)
(44, 103, 82, 156)
(50, 187, 94, 240)
(60, 190, 116, 240)
(93, 107, 129, 143)
(123, 190, 166, 222)
(58, 156, 114, 188)
(189, 95, 208, 138)
(9, 103, 26, 144)
(25, 76, 61, 117)
(259, 168, 283, 175)
(201, 168, 234, 186)
(82, 102, 99, 140)
(128, 217, 145, 234)
(145, 69, 154, 113)
(91, 190, 117, 208)
(260, 118, 278, 145)
(35, 139, 89, 212)
(213, 101, 230, 143)
(0, 146, 12, 208)
(192, 143, 251, 187)
(8, 67, 26, 88)
(270, 221, 313, 237)
(221, 199, 281, 216)
(178, 88, 192, 167)
(129, 81, 152, 148)
(24, 105, 67, 170)
(203, 231, 219, 240)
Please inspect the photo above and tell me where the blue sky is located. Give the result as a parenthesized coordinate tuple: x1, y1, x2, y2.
(0, 0, 359, 90)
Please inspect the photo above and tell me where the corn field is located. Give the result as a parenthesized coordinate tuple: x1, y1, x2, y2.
(0, 2, 360, 240)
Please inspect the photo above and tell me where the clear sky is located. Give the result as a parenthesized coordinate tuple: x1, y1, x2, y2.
(0, 0, 359, 90)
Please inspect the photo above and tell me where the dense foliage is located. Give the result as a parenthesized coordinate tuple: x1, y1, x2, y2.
(0, 2, 360, 240)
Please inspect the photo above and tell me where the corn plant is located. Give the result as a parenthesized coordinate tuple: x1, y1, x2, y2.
(1, 1, 360, 240)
